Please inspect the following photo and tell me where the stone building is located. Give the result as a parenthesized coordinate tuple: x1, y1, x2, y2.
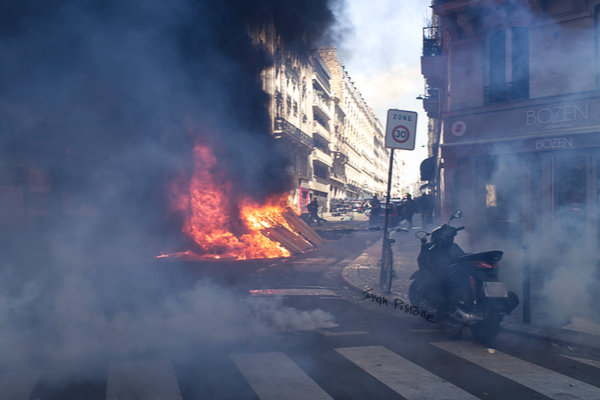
(320, 48, 389, 200)
(253, 23, 317, 212)
(421, 0, 600, 322)
(253, 25, 390, 212)
(422, 0, 600, 250)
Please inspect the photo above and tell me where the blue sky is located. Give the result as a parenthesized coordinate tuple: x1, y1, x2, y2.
(333, 0, 431, 183)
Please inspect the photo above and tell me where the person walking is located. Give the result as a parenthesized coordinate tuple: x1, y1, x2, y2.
(369, 195, 381, 227)
(307, 198, 325, 225)
(421, 192, 434, 227)
(404, 193, 417, 228)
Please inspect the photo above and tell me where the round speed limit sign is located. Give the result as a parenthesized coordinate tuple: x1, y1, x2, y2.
(385, 109, 417, 150)
(391, 125, 410, 143)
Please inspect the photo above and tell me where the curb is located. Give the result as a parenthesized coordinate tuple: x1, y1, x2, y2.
(341, 240, 600, 351)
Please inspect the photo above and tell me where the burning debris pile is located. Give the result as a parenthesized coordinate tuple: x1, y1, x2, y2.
(161, 143, 322, 261)
(0, 0, 336, 262)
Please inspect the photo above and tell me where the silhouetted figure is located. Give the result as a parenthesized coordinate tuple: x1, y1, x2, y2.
(369, 195, 381, 226)
(404, 194, 417, 228)
(421, 193, 434, 227)
(307, 198, 325, 225)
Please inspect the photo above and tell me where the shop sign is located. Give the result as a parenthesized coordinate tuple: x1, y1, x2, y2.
(525, 103, 589, 126)
(535, 137, 573, 150)
(451, 120, 467, 136)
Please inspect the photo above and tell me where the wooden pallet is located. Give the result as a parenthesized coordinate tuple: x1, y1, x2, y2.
(260, 207, 322, 254)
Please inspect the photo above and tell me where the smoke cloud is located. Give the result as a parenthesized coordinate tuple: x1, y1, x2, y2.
(455, 151, 599, 328)
(444, 0, 600, 330)
(0, 0, 340, 388)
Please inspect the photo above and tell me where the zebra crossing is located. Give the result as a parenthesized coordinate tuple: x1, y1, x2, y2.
(10, 341, 600, 399)
(432, 341, 600, 400)
(336, 346, 479, 399)
(230, 352, 334, 400)
(106, 359, 183, 400)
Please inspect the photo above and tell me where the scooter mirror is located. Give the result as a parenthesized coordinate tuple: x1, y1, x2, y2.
(451, 210, 462, 220)
(415, 231, 428, 240)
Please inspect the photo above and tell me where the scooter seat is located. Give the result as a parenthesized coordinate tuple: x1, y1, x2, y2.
(456, 251, 503, 263)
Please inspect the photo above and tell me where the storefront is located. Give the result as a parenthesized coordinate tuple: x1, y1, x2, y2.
(440, 94, 600, 253)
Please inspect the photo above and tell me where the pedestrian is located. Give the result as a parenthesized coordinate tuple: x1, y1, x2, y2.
(421, 192, 434, 227)
(307, 198, 325, 225)
(404, 193, 417, 228)
(369, 195, 381, 226)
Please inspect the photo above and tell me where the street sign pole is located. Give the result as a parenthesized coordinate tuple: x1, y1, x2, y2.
(379, 148, 395, 292)
(379, 109, 418, 294)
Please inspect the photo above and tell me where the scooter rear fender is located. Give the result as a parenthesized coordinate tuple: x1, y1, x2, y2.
(410, 269, 428, 280)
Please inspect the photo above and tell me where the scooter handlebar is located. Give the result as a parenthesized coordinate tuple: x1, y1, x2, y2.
(456, 226, 465, 231)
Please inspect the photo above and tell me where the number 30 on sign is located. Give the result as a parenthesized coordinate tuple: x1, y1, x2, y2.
(385, 109, 417, 150)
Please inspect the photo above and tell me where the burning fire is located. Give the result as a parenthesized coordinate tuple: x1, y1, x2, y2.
(163, 143, 296, 260)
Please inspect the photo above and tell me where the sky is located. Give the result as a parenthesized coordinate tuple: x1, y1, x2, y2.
(334, 0, 431, 186)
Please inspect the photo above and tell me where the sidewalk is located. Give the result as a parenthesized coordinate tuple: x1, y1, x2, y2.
(341, 231, 600, 351)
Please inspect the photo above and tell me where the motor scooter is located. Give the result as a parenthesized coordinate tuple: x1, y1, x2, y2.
(408, 211, 519, 345)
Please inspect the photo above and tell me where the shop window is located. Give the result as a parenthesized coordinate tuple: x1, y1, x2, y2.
(553, 154, 587, 245)
(554, 155, 586, 211)
(486, 184, 497, 207)
(529, 155, 544, 233)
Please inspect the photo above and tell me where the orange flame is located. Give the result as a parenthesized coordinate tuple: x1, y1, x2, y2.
(166, 143, 291, 260)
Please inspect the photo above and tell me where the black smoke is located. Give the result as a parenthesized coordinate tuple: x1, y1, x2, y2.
(0, 0, 341, 388)
(0, 0, 337, 253)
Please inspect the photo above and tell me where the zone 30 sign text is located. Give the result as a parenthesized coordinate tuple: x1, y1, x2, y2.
(385, 109, 417, 150)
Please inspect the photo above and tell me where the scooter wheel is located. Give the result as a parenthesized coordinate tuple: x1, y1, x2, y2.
(409, 281, 437, 321)
(408, 280, 423, 306)
(470, 302, 501, 346)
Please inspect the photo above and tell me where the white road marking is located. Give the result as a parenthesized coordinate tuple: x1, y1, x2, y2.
(562, 355, 600, 369)
(562, 317, 600, 336)
(0, 369, 41, 400)
(230, 352, 333, 400)
(316, 329, 369, 336)
(106, 359, 183, 400)
(335, 345, 478, 400)
(248, 288, 337, 296)
(432, 341, 600, 400)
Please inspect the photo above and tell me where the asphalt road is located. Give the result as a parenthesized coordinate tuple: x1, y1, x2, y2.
(10, 222, 600, 399)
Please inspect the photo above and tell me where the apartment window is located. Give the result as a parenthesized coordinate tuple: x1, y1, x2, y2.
(313, 162, 329, 179)
(488, 30, 507, 102)
(485, 27, 529, 103)
(512, 27, 530, 99)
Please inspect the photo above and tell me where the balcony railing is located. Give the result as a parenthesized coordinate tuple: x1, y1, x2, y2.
(423, 26, 442, 57)
(313, 147, 333, 167)
(273, 117, 312, 148)
(313, 120, 330, 141)
(312, 94, 332, 119)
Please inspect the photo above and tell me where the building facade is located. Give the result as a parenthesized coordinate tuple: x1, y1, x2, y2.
(320, 48, 390, 200)
(254, 27, 390, 213)
(422, 0, 600, 250)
